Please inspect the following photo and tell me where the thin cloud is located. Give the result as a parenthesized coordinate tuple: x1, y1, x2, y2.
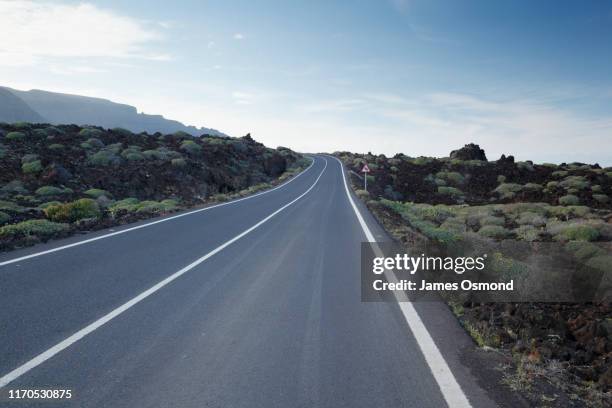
(0, 1, 165, 66)
(233, 33, 245, 40)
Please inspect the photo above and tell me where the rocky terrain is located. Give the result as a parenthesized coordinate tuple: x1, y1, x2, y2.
(0, 122, 307, 251)
(337, 145, 611, 407)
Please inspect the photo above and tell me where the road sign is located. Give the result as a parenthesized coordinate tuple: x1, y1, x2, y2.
(361, 164, 370, 191)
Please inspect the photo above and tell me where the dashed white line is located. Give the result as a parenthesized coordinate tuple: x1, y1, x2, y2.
(0, 157, 328, 388)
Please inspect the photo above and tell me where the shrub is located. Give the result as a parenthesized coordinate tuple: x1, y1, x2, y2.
(516, 211, 546, 227)
(21, 153, 39, 164)
(559, 194, 580, 206)
(513, 225, 540, 242)
(44, 198, 101, 222)
(551, 223, 600, 242)
(593, 194, 609, 203)
(78, 128, 104, 138)
(493, 183, 522, 199)
(497, 175, 506, 183)
(5, 131, 26, 140)
(436, 171, 465, 185)
(84, 189, 111, 199)
(38, 201, 62, 210)
(479, 215, 505, 227)
(355, 189, 369, 200)
(48, 143, 64, 151)
(546, 181, 559, 189)
(111, 127, 133, 137)
(171, 158, 187, 168)
(22, 160, 43, 174)
(0, 211, 9, 225)
(121, 148, 145, 161)
(0, 200, 25, 213)
(437, 186, 463, 197)
(0, 219, 69, 240)
(35, 186, 72, 197)
(86, 138, 104, 148)
(180, 140, 202, 154)
(559, 175, 589, 191)
(523, 183, 542, 191)
(88, 150, 121, 166)
(565, 241, 606, 261)
(478, 225, 511, 239)
(591, 185, 602, 193)
(109, 198, 140, 215)
(552, 170, 568, 178)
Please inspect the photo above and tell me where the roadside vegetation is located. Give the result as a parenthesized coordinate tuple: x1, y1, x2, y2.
(337, 144, 611, 407)
(0, 123, 307, 250)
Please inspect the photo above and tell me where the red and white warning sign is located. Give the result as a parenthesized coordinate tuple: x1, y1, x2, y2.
(361, 164, 371, 173)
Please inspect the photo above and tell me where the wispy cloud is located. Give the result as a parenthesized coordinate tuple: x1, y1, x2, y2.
(0, 1, 166, 66)
(233, 33, 245, 40)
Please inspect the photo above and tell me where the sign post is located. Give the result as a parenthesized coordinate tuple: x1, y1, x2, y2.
(361, 164, 371, 191)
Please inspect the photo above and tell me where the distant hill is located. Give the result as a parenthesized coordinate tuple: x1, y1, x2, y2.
(0, 87, 46, 123)
(0, 86, 226, 137)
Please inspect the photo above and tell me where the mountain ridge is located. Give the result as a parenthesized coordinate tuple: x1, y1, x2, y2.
(0, 86, 226, 137)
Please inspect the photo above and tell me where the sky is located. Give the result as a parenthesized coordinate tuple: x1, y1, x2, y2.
(1, 0, 612, 164)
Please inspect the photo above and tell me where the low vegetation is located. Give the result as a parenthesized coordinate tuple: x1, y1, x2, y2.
(0, 124, 306, 250)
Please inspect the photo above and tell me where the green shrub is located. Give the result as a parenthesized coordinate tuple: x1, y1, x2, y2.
(44, 198, 101, 222)
(552, 170, 568, 178)
(88, 150, 121, 166)
(436, 171, 464, 185)
(121, 148, 145, 161)
(546, 181, 559, 189)
(38, 201, 62, 210)
(111, 127, 133, 137)
(513, 225, 540, 242)
(48, 143, 64, 151)
(559, 194, 580, 206)
(355, 189, 369, 200)
(109, 198, 140, 215)
(35, 186, 72, 197)
(479, 215, 505, 227)
(591, 185, 602, 193)
(437, 186, 463, 197)
(493, 183, 522, 199)
(22, 160, 43, 174)
(565, 241, 606, 261)
(0, 211, 10, 225)
(6, 131, 26, 140)
(497, 175, 506, 183)
(180, 140, 202, 154)
(593, 194, 609, 203)
(523, 183, 542, 191)
(559, 175, 589, 191)
(84, 189, 111, 199)
(551, 223, 600, 242)
(171, 158, 187, 168)
(78, 128, 104, 138)
(21, 154, 39, 164)
(478, 225, 511, 239)
(516, 211, 546, 227)
(0, 219, 69, 240)
(86, 138, 104, 148)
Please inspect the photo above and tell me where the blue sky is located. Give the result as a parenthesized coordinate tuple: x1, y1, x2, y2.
(2, 0, 612, 164)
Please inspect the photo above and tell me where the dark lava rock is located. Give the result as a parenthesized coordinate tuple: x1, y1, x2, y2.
(449, 143, 488, 161)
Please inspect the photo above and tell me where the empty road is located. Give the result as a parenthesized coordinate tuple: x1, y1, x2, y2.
(0, 156, 508, 407)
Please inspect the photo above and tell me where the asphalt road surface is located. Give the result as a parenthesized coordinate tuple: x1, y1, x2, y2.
(0, 155, 511, 407)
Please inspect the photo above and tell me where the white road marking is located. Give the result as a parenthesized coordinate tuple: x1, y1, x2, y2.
(0, 158, 315, 267)
(0, 157, 328, 388)
(333, 156, 472, 408)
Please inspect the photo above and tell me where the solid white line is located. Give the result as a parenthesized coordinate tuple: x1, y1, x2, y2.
(333, 156, 472, 408)
(0, 157, 328, 388)
(0, 158, 315, 267)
